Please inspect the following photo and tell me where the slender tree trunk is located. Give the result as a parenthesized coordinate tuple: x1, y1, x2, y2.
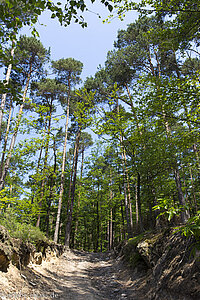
(46, 136, 57, 237)
(162, 105, 189, 223)
(0, 63, 32, 190)
(66, 141, 78, 219)
(174, 167, 190, 223)
(121, 149, 132, 238)
(96, 185, 100, 252)
(124, 83, 143, 136)
(36, 98, 53, 228)
(31, 129, 46, 204)
(0, 97, 13, 178)
(120, 135, 132, 238)
(109, 170, 113, 250)
(189, 166, 198, 213)
(74, 148, 85, 247)
(181, 163, 189, 203)
(116, 98, 132, 237)
(183, 103, 200, 173)
(65, 127, 81, 246)
(118, 174, 126, 240)
(0, 43, 15, 142)
(54, 79, 71, 243)
(135, 172, 143, 233)
(123, 147, 133, 232)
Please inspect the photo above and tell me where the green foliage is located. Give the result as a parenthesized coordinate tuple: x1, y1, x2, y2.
(0, 208, 47, 243)
(153, 196, 181, 221)
(177, 211, 200, 240)
(0, 188, 17, 209)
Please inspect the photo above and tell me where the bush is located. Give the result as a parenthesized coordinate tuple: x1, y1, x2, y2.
(0, 209, 47, 244)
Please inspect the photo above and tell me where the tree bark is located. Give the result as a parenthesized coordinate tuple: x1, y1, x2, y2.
(74, 148, 84, 247)
(135, 172, 143, 233)
(0, 97, 13, 178)
(64, 127, 81, 246)
(46, 136, 57, 237)
(0, 43, 15, 142)
(0, 62, 32, 190)
(36, 97, 53, 228)
(109, 170, 113, 250)
(123, 147, 133, 233)
(54, 77, 71, 243)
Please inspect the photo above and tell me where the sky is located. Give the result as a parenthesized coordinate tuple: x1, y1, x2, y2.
(16, 2, 139, 162)
(22, 1, 138, 81)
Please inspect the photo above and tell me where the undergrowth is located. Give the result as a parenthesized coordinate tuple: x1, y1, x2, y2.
(0, 208, 47, 244)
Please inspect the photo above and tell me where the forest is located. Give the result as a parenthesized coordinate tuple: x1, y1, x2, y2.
(0, 0, 200, 252)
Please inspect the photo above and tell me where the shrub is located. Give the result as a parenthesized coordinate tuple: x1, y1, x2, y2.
(0, 209, 47, 244)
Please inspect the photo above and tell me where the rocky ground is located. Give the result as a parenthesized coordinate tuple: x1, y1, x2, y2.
(0, 248, 145, 300)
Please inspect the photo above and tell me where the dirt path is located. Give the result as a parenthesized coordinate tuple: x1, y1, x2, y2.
(0, 249, 144, 300)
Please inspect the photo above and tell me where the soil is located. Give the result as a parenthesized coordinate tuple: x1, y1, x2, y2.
(0, 249, 147, 300)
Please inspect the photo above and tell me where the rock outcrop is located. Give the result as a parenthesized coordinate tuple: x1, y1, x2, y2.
(118, 228, 200, 300)
(0, 225, 65, 272)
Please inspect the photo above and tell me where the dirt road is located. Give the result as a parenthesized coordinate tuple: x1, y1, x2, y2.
(0, 249, 142, 300)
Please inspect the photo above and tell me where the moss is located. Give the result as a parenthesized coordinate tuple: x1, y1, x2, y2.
(122, 232, 151, 268)
(121, 230, 167, 269)
(143, 233, 163, 246)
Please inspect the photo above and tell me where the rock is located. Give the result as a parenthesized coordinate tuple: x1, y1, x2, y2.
(33, 252, 43, 265)
(0, 225, 14, 272)
(118, 228, 200, 299)
(0, 225, 65, 272)
(121, 293, 127, 298)
(0, 249, 10, 272)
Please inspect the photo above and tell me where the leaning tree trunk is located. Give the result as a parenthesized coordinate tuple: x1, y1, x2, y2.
(0, 97, 13, 178)
(0, 43, 15, 142)
(0, 63, 32, 190)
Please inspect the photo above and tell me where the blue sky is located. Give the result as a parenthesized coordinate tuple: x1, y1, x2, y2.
(23, 2, 138, 80)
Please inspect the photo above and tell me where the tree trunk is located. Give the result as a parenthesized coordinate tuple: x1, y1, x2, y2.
(135, 172, 143, 233)
(116, 98, 132, 238)
(96, 191, 100, 252)
(46, 136, 57, 237)
(65, 127, 81, 246)
(54, 78, 71, 243)
(124, 83, 143, 136)
(0, 62, 32, 190)
(36, 97, 53, 228)
(123, 147, 133, 232)
(109, 170, 113, 250)
(0, 97, 13, 178)
(189, 166, 198, 213)
(74, 148, 85, 247)
(31, 130, 46, 204)
(160, 89, 189, 223)
(0, 43, 15, 142)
